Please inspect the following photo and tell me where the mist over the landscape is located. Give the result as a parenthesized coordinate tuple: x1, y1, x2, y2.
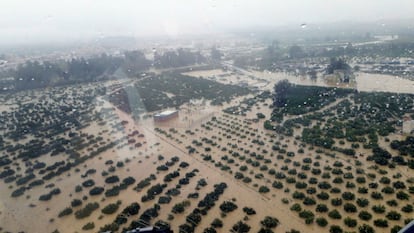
(2, 1, 414, 233)
(1, 0, 414, 46)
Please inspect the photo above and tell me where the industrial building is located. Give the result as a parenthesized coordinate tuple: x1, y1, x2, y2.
(153, 110, 179, 122)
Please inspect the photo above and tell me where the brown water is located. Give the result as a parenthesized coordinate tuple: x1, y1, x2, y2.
(251, 71, 414, 94)
(355, 73, 414, 94)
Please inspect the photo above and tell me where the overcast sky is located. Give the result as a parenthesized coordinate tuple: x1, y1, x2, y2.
(1, 0, 414, 45)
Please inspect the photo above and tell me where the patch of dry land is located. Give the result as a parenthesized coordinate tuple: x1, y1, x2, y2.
(1, 70, 414, 233)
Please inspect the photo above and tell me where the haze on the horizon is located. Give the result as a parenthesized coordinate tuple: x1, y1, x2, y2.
(1, 0, 414, 46)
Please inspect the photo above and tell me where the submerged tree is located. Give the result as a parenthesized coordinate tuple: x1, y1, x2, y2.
(326, 58, 351, 74)
(273, 80, 291, 107)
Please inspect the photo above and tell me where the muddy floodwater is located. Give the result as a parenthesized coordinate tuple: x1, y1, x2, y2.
(355, 73, 414, 94)
(186, 69, 414, 94)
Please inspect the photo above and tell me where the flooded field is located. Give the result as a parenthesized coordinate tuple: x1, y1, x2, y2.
(1, 68, 414, 233)
(355, 73, 414, 94)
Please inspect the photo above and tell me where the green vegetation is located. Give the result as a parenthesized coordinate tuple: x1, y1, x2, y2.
(260, 216, 280, 228)
(74, 202, 100, 219)
(58, 207, 73, 218)
(101, 202, 120, 215)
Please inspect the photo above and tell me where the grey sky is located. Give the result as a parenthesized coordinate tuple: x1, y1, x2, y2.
(1, 0, 414, 45)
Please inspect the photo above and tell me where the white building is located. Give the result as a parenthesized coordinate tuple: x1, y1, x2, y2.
(403, 118, 414, 135)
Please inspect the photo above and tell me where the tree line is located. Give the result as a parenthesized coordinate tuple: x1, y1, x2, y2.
(1, 48, 213, 92)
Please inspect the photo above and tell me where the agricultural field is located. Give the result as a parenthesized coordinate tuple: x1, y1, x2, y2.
(0, 69, 414, 233)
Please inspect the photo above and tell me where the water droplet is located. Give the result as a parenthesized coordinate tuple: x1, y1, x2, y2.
(300, 23, 307, 29)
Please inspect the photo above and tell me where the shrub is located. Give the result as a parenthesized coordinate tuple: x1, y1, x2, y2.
(358, 224, 374, 233)
(123, 176, 136, 185)
(295, 182, 307, 189)
(299, 210, 314, 219)
(303, 197, 316, 206)
(373, 219, 388, 228)
(391, 225, 402, 233)
(242, 207, 256, 215)
(100, 223, 119, 232)
(372, 205, 386, 214)
(386, 199, 398, 207)
(187, 193, 199, 199)
(328, 210, 342, 219)
(115, 214, 128, 225)
(11, 187, 26, 197)
(102, 203, 119, 215)
(75, 185, 83, 192)
(232, 221, 250, 233)
(71, 199, 82, 207)
(258, 228, 273, 233)
(386, 211, 401, 221)
(306, 187, 316, 194)
(186, 212, 202, 226)
(331, 198, 342, 206)
(402, 204, 413, 213)
(371, 191, 383, 200)
(342, 192, 355, 201)
(316, 217, 328, 227)
(330, 187, 341, 194)
(260, 216, 279, 228)
(158, 196, 172, 204)
(315, 204, 328, 213)
(75, 202, 100, 219)
(292, 191, 305, 200)
(259, 186, 270, 193)
(379, 176, 391, 184)
(393, 181, 406, 189)
(203, 227, 217, 233)
(396, 190, 409, 200)
(89, 187, 104, 196)
(290, 203, 302, 212)
(356, 198, 369, 207)
(39, 193, 52, 201)
(105, 176, 120, 184)
(122, 202, 140, 215)
(219, 201, 238, 213)
(58, 207, 73, 217)
(82, 222, 95, 230)
(308, 177, 318, 184)
(344, 217, 357, 227)
(242, 177, 252, 183)
(316, 192, 329, 200)
(356, 177, 366, 184)
(318, 181, 331, 189)
(211, 218, 223, 228)
(358, 187, 368, 194)
(358, 211, 372, 221)
(82, 179, 95, 187)
(329, 225, 343, 233)
(381, 186, 395, 194)
(172, 201, 190, 214)
(272, 181, 283, 189)
(343, 203, 357, 213)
